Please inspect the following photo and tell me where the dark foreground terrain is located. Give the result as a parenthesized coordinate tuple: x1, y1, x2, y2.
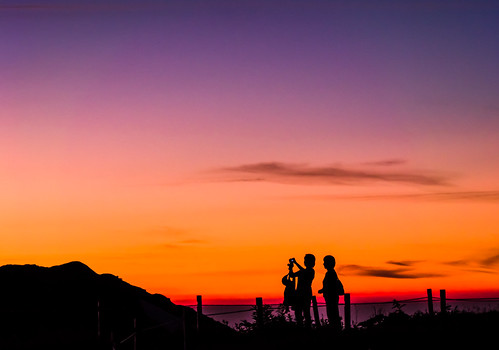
(0, 262, 231, 350)
(200, 309, 499, 350)
(0, 262, 497, 350)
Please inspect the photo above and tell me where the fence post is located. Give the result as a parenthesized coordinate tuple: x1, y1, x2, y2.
(427, 289, 434, 315)
(311, 296, 321, 327)
(97, 300, 100, 339)
(440, 289, 447, 314)
(133, 318, 137, 350)
(183, 308, 188, 350)
(344, 293, 351, 329)
(110, 331, 115, 350)
(196, 295, 203, 333)
(256, 297, 264, 328)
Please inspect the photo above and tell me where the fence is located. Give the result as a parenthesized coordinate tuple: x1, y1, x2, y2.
(15, 289, 493, 350)
(91, 289, 499, 350)
(89, 290, 498, 350)
(5, 289, 498, 350)
(186, 289, 499, 329)
(108, 290, 499, 350)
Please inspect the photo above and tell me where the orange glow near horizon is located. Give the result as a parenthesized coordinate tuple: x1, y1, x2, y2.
(1, 180, 499, 302)
(1, 180, 498, 303)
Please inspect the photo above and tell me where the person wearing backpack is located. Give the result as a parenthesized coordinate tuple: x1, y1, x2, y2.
(318, 255, 344, 331)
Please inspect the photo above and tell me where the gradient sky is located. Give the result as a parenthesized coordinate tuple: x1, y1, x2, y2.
(1, 0, 499, 303)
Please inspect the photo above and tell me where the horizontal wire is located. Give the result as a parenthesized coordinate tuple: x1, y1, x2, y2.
(187, 295, 498, 308)
(205, 309, 254, 316)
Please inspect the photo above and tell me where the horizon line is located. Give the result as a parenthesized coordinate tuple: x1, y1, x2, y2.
(170, 289, 499, 306)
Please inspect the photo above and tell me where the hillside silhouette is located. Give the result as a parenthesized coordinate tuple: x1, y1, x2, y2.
(0, 261, 232, 350)
(1, 262, 498, 350)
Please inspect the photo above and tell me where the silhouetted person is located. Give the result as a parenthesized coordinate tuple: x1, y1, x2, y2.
(318, 255, 343, 331)
(282, 259, 296, 311)
(289, 254, 315, 327)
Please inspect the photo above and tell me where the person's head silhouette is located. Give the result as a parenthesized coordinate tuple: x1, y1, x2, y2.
(304, 254, 316, 268)
(323, 255, 336, 270)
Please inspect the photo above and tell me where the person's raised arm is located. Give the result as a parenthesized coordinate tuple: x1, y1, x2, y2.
(288, 258, 303, 277)
(291, 258, 305, 271)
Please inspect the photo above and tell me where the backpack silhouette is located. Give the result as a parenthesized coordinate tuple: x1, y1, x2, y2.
(282, 273, 296, 306)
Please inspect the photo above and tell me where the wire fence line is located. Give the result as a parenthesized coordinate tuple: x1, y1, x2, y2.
(180, 293, 499, 324)
(5, 294, 496, 350)
(5, 291, 498, 348)
(3, 295, 497, 318)
(105, 292, 499, 350)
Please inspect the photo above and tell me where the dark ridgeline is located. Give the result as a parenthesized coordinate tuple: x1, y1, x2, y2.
(0, 261, 232, 350)
(1, 261, 498, 350)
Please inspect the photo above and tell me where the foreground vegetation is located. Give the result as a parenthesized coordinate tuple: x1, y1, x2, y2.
(200, 303, 499, 350)
(2, 264, 496, 349)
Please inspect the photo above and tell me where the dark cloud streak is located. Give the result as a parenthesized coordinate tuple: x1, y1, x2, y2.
(386, 260, 422, 267)
(363, 159, 407, 167)
(443, 250, 499, 270)
(216, 162, 449, 186)
(480, 253, 499, 267)
(340, 264, 444, 279)
(296, 191, 499, 202)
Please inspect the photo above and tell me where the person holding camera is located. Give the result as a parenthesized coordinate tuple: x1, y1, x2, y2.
(289, 254, 316, 327)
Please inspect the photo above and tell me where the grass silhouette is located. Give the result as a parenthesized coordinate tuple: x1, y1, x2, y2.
(1, 263, 497, 350)
(200, 301, 499, 350)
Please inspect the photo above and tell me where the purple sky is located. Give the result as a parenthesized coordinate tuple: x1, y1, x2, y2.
(1, 0, 499, 297)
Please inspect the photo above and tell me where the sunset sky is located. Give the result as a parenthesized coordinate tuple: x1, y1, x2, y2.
(1, 0, 499, 304)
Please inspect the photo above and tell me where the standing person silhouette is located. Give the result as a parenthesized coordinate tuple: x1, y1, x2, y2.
(318, 255, 343, 331)
(282, 259, 296, 311)
(289, 254, 315, 327)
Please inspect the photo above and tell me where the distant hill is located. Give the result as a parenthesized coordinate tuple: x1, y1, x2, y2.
(0, 261, 232, 350)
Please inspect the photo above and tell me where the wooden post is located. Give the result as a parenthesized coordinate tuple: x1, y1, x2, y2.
(183, 308, 188, 350)
(311, 296, 321, 327)
(97, 300, 100, 339)
(133, 318, 137, 350)
(344, 293, 351, 329)
(427, 289, 434, 315)
(256, 297, 264, 328)
(110, 331, 115, 350)
(196, 295, 203, 333)
(440, 289, 447, 314)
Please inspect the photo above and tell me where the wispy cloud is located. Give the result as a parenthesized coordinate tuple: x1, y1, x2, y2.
(443, 250, 499, 270)
(363, 159, 407, 167)
(480, 253, 499, 267)
(212, 161, 449, 186)
(296, 191, 499, 202)
(339, 264, 444, 279)
(444, 259, 470, 267)
(162, 239, 207, 249)
(463, 268, 498, 274)
(386, 260, 422, 267)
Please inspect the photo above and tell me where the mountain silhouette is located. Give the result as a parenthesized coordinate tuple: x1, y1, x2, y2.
(0, 261, 232, 350)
